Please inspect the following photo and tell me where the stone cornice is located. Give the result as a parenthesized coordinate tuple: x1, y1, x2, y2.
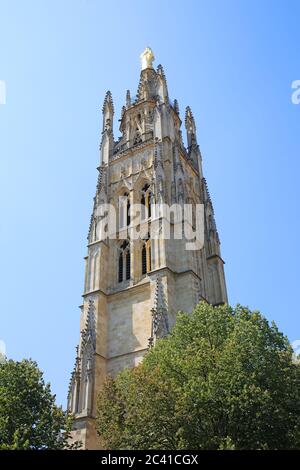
(95, 347, 148, 362)
(82, 276, 151, 299)
(87, 239, 108, 249)
(149, 265, 203, 283)
(81, 265, 204, 300)
(207, 254, 225, 264)
(112, 137, 154, 161)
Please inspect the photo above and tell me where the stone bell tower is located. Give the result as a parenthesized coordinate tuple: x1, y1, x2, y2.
(67, 48, 227, 449)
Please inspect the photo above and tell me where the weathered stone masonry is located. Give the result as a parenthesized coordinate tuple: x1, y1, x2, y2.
(68, 48, 227, 449)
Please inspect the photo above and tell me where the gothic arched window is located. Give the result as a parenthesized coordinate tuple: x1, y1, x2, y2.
(142, 244, 147, 275)
(119, 192, 130, 229)
(118, 252, 123, 283)
(141, 236, 151, 276)
(148, 240, 151, 271)
(118, 240, 130, 283)
(127, 194, 130, 226)
(126, 251, 131, 280)
(141, 183, 152, 220)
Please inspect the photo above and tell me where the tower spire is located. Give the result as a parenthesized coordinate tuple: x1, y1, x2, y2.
(185, 106, 196, 140)
(102, 90, 114, 131)
(126, 89, 131, 107)
(173, 99, 180, 115)
(100, 90, 114, 164)
(68, 50, 228, 449)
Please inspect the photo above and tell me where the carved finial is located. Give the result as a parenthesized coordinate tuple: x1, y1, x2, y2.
(96, 164, 106, 194)
(185, 106, 195, 129)
(185, 106, 197, 149)
(126, 90, 131, 107)
(81, 299, 96, 347)
(102, 90, 114, 115)
(156, 64, 166, 79)
(140, 47, 155, 70)
(156, 64, 168, 101)
(149, 276, 169, 347)
(173, 99, 179, 115)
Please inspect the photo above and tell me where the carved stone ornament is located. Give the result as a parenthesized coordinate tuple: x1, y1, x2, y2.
(140, 47, 155, 70)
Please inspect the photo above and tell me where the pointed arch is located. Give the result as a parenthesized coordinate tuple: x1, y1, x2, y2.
(118, 252, 123, 282)
(142, 244, 147, 275)
(126, 250, 131, 280)
(117, 191, 131, 230)
(126, 194, 131, 226)
(141, 234, 151, 276)
(118, 240, 130, 283)
(140, 182, 152, 220)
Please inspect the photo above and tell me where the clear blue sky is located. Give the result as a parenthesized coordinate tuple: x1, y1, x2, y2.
(1, 0, 300, 407)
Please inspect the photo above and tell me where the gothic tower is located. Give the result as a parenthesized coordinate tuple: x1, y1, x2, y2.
(68, 48, 227, 449)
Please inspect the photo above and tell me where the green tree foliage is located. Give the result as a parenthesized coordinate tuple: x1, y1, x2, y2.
(0, 359, 78, 449)
(97, 302, 300, 450)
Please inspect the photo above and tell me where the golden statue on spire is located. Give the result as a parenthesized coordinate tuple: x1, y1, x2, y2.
(140, 47, 155, 70)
